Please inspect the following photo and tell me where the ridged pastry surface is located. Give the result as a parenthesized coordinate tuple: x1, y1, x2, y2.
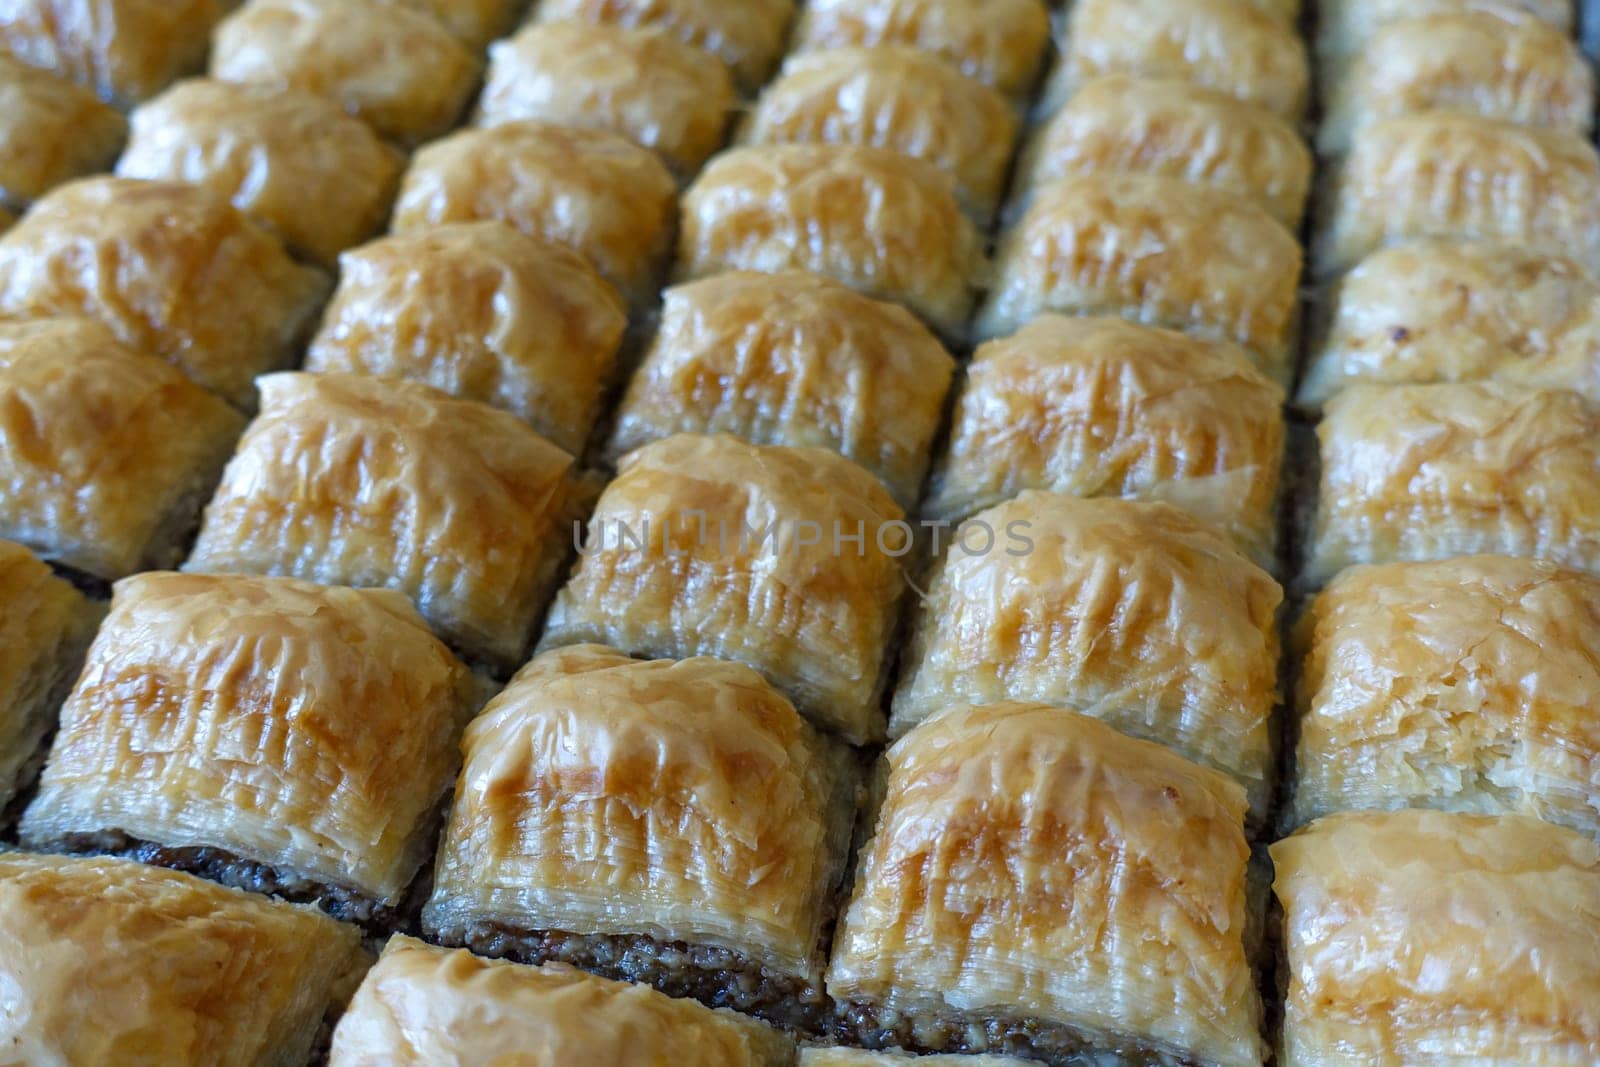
(1315, 0, 1574, 56)
(0, 54, 125, 208)
(0, 0, 222, 105)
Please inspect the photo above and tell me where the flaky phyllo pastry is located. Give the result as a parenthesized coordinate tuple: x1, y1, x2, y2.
(0, 55, 125, 209)
(20, 572, 481, 922)
(0, 177, 328, 409)
(606, 271, 955, 509)
(0, 317, 244, 580)
(828, 703, 1264, 1066)
(1288, 556, 1600, 838)
(424, 645, 857, 1031)
(1314, 0, 1574, 58)
(977, 174, 1302, 382)
(892, 493, 1282, 820)
(542, 433, 906, 744)
(184, 372, 577, 672)
(1272, 810, 1600, 1066)
(329, 936, 796, 1066)
(0, 0, 222, 106)
(0, 852, 370, 1066)
(1303, 382, 1600, 587)
(923, 315, 1285, 566)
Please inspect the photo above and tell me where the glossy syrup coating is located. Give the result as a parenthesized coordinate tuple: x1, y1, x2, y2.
(0, 55, 125, 209)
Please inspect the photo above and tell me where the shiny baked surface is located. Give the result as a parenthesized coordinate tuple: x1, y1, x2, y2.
(0, 0, 222, 106)
(1315, 0, 1574, 57)
(0, 54, 124, 208)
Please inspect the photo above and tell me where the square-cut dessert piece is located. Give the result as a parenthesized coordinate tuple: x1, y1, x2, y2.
(0, 852, 370, 1065)
(117, 78, 403, 269)
(423, 644, 858, 1032)
(1016, 74, 1311, 229)
(1316, 0, 1573, 57)
(743, 45, 1017, 221)
(1272, 810, 1600, 1066)
(542, 433, 906, 744)
(978, 174, 1302, 382)
(1318, 10, 1591, 156)
(0, 177, 328, 409)
(0, 0, 222, 105)
(829, 703, 1264, 1066)
(0, 55, 124, 209)
(478, 22, 735, 178)
(1303, 383, 1600, 586)
(330, 936, 795, 1066)
(306, 222, 626, 456)
(678, 144, 982, 339)
(0, 541, 96, 812)
(391, 120, 677, 311)
(185, 372, 578, 673)
(1315, 114, 1600, 278)
(1288, 556, 1600, 838)
(19, 572, 480, 923)
(923, 316, 1285, 567)
(536, 0, 796, 91)
(892, 493, 1282, 820)
(1048, 0, 1309, 119)
(606, 271, 954, 509)
(210, 0, 480, 147)
(0, 317, 244, 580)
(1300, 241, 1600, 406)
(790, 0, 1049, 98)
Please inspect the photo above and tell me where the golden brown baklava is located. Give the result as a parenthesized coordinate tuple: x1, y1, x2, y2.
(0, 54, 124, 210)
(1315, 0, 1574, 57)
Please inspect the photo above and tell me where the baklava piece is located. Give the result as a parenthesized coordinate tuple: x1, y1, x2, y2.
(923, 316, 1285, 567)
(19, 572, 479, 924)
(0, 177, 328, 409)
(478, 22, 735, 178)
(828, 703, 1264, 1066)
(0, 0, 222, 105)
(0, 317, 244, 580)
(1288, 556, 1600, 838)
(185, 372, 577, 673)
(536, 0, 796, 91)
(424, 644, 857, 1032)
(330, 936, 796, 1066)
(892, 493, 1282, 819)
(1315, 114, 1600, 278)
(1015, 75, 1311, 228)
(606, 271, 954, 509)
(306, 222, 627, 456)
(0, 541, 96, 813)
(678, 144, 982, 339)
(1303, 383, 1600, 586)
(978, 174, 1302, 381)
(1272, 811, 1600, 1065)
(1300, 241, 1600, 405)
(1315, 0, 1573, 57)
(0, 55, 124, 209)
(391, 120, 677, 311)
(1049, 0, 1309, 119)
(743, 46, 1017, 221)
(0, 852, 370, 1065)
(210, 0, 480, 147)
(117, 78, 403, 269)
(790, 0, 1049, 99)
(542, 434, 906, 744)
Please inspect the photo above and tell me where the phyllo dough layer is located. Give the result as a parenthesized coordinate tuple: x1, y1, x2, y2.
(117, 78, 403, 269)
(19, 572, 478, 916)
(923, 316, 1285, 566)
(978, 174, 1302, 381)
(892, 493, 1282, 818)
(1303, 383, 1600, 586)
(330, 936, 796, 1066)
(185, 372, 577, 672)
(425, 644, 857, 1031)
(306, 222, 626, 455)
(1315, 0, 1573, 57)
(1272, 810, 1600, 1066)
(828, 703, 1263, 1067)
(0, 0, 222, 106)
(606, 271, 954, 509)
(0, 177, 328, 409)
(0, 317, 244, 580)
(391, 120, 677, 311)
(0, 852, 370, 1066)
(678, 144, 982, 339)
(543, 433, 906, 744)
(0, 55, 124, 209)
